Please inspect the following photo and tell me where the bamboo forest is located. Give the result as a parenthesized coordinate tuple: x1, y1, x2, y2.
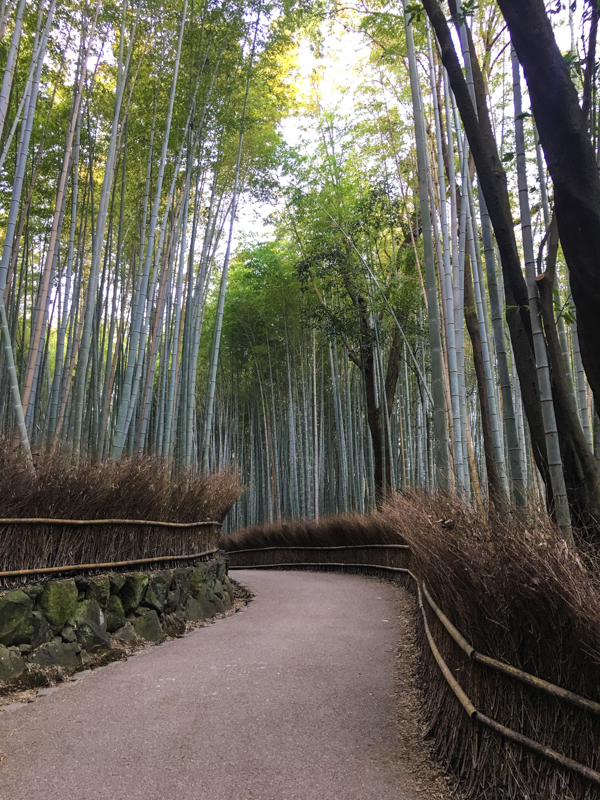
(1, 0, 600, 544)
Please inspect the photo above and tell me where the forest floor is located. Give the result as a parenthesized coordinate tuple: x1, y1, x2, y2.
(0, 571, 455, 800)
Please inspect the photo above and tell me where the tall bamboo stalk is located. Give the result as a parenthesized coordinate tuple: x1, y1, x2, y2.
(512, 48, 572, 543)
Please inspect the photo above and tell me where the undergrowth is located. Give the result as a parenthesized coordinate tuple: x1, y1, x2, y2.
(0, 444, 242, 523)
(220, 511, 399, 550)
(0, 444, 243, 579)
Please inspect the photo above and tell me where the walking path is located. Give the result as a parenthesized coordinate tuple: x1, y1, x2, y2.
(0, 570, 450, 800)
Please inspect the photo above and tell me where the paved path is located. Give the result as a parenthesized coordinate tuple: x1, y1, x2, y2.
(0, 571, 441, 800)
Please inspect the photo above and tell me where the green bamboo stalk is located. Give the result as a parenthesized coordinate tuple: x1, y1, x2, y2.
(21, 2, 100, 429)
(111, 0, 188, 457)
(403, 0, 448, 490)
(427, 28, 465, 491)
(0, 0, 55, 294)
(73, 0, 139, 449)
(0, 0, 26, 140)
(202, 11, 260, 472)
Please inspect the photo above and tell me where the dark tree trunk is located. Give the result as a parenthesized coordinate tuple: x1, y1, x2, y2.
(363, 346, 384, 504)
(582, 5, 598, 125)
(464, 253, 505, 510)
(537, 216, 600, 529)
(496, 0, 600, 410)
(385, 326, 402, 422)
(352, 313, 404, 506)
(352, 292, 386, 507)
(383, 325, 403, 492)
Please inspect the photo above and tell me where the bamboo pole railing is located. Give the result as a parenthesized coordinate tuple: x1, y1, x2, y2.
(0, 518, 223, 581)
(0, 547, 221, 579)
(227, 543, 600, 786)
(0, 517, 222, 528)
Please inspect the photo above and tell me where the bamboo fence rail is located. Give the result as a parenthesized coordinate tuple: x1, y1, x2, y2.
(0, 517, 223, 586)
(0, 518, 222, 528)
(0, 547, 220, 580)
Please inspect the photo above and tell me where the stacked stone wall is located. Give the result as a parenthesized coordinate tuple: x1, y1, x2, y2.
(0, 553, 233, 686)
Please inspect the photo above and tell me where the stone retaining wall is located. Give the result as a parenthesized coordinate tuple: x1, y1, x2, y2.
(0, 553, 233, 686)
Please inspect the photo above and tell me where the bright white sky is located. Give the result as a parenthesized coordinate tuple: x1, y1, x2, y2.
(233, 27, 369, 247)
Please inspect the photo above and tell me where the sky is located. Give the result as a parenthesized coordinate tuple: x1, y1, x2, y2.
(233, 26, 370, 247)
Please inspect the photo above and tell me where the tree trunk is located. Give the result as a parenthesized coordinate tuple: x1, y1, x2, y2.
(403, 0, 448, 489)
(362, 340, 384, 505)
(512, 48, 571, 540)
(420, 0, 552, 495)
(537, 216, 600, 530)
(464, 252, 504, 509)
(497, 0, 600, 411)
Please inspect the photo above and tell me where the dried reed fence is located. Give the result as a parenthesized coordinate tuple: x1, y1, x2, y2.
(222, 495, 600, 800)
(0, 447, 243, 587)
(0, 520, 224, 588)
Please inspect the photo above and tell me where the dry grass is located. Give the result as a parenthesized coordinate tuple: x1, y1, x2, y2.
(383, 492, 600, 800)
(221, 511, 402, 549)
(221, 511, 410, 569)
(224, 494, 600, 800)
(1, 446, 242, 522)
(0, 444, 243, 580)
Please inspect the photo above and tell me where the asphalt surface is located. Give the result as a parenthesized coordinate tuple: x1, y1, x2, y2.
(0, 570, 436, 800)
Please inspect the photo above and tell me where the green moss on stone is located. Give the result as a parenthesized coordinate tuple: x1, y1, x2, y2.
(195, 585, 216, 619)
(74, 599, 110, 651)
(218, 579, 233, 609)
(162, 613, 186, 638)
(190, 563, 208, 596)
(38, 579, 78, 635)
(0, 590, 34, 646)
(113, 621, 137, 642)
(31, 610, 53, 648)
(106, 595, 125, 633)
(222, 576, 235, 604)
(142, 571, 171, 612)
(108, 572, 127, 594)
(0, 644, 26, 684)
(184, 597, 201, 622)
(216, 555, 228, 582)
(120, 573, 149, 615)
(133, 608, 163, 643)
(171, 567, 193, 595)
(86, 576, 111, 609)
(206, 560, 218, 587)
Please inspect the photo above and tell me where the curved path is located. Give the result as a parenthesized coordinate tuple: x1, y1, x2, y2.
(0, 570, 446, 800)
